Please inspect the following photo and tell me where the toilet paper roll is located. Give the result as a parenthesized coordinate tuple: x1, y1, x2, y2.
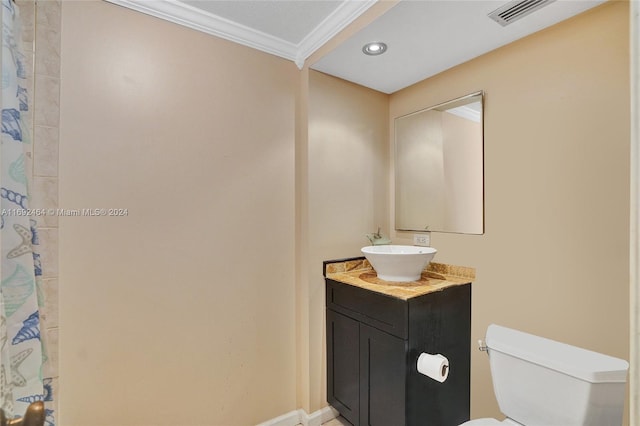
(417, 352, 449, 383)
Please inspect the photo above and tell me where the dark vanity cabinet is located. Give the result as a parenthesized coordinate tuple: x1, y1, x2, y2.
(325, 277, 471, 426)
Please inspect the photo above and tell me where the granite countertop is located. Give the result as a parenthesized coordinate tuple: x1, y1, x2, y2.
(324, 257, 475, 300)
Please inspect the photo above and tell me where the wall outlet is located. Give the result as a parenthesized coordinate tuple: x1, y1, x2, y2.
(413, 232, 431, 247)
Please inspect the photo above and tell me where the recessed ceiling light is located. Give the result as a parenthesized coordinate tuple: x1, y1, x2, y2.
(362, 42, 387, 56)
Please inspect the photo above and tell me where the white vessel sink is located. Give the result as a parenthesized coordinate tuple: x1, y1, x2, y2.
(361, 245, 437, 282)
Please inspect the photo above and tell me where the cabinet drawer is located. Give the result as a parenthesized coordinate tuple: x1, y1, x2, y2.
(327, 279, 408, 339)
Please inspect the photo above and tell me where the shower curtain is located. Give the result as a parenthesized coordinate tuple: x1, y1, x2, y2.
(0, 0, 50, 423)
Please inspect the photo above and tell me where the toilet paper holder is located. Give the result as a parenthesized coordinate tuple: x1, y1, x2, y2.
(440, 363, 449, 376)
(416, 352, 450, 382)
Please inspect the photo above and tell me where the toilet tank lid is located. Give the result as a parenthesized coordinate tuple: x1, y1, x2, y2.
(485, 324, 629, 383)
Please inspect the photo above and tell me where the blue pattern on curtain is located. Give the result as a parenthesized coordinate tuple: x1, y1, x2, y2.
(0, 0, 52, 424)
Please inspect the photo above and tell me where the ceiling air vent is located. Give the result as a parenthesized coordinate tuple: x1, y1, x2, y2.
(488, 0, 556, 26)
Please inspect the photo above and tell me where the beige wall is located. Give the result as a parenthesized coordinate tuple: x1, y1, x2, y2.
(59, 2, 297, 425)
(303, 70, 389, 412)
(390, 1, 630, 420)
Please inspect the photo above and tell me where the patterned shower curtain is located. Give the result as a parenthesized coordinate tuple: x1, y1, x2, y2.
(0, 0, 49, 422)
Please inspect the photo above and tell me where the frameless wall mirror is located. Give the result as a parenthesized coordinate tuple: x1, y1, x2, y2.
(395, 91, 484, 234)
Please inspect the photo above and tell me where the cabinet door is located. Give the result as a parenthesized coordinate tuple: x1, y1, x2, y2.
(360, 324, 406, 426)
(407, 284, 471, 425)
(327, 309, 360, 425)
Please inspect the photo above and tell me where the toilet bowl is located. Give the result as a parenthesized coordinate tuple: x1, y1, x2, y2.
(460, 324, 629, 426)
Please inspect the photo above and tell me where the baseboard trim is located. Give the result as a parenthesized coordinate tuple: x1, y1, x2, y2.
(256, 406, 339, 426)
(302, 406, 339, 426)
(255, 410, 299, 426)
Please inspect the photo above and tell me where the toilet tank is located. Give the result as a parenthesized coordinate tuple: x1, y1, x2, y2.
(485, 324, 629, 426)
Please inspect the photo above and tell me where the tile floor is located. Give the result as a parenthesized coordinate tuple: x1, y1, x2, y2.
(321, 417, 350, 425)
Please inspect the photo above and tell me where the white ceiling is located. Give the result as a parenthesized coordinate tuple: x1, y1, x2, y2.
(313, 0, 606, 93)
(181, 0, 344, 45)
(106, 0, 607, 93)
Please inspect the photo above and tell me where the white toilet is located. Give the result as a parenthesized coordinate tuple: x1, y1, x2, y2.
(461, 324, 629, 426)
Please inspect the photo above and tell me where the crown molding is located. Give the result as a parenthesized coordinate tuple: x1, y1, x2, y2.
(105, 0, 377, 70)
(295, 0, 378, 68)
(104, 0, 298, 63)
(447, 105, 481, 123)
